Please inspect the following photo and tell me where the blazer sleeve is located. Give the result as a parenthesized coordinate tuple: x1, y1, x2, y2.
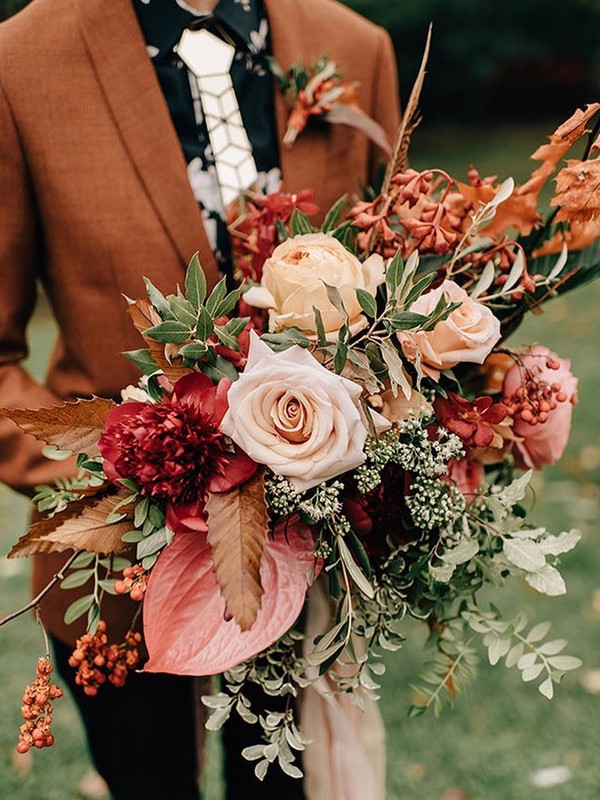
(369, 27, 401, 178)
(0, 78, 76, 494)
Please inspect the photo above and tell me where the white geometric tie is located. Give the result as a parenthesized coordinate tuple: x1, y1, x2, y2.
(176, 28, 258, 208)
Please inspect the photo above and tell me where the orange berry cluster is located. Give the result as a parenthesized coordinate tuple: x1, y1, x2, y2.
(504, 361, 566, 426)
(68, 621, 141, 696)
(114, 565, 148, 602)
(16, 657, 63, 754)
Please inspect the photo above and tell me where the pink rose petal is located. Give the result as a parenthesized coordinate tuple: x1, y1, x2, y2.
(143, 521, 315, 675)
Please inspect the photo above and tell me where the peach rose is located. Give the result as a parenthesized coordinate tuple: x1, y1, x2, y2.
(502, 345, 578, 470)
(221, 333, 390, 492)
(243, 233, 385, 337)
(369, 385, 432, 425)
(398, 280, 501, 379)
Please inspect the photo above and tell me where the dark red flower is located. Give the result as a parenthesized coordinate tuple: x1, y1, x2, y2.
(435, 393, 508, 450)
(343, 464, 415, 557)
(229, 189, 320, 283)
(99, 374, 257, 533)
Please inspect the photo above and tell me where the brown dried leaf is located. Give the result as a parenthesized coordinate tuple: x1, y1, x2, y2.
(206, 471, 269, 631)
(552, 157, 600, 224)
(0, 397, 116, 457)
(9, 489, 133, 558)
(127, 298, 194, 383)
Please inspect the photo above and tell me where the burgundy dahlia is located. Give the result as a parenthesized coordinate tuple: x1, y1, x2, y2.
(343, 464, 415, 557)
(99, 373, 256, 532)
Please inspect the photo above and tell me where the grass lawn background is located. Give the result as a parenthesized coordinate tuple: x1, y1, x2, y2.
(1, 122, 599, 799)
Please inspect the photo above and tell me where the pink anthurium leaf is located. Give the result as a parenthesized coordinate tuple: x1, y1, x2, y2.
(143, 519, 315, 675)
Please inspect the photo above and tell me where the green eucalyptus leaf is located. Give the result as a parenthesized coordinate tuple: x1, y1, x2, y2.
(98, 579, 119, 596)
(60, 569, 94, 590)
(185, 252, 207, 310)
(214, 326, 240, 351)
(224, 316, 250, 337)
(356, 288, 377, 318)
(69, 551, 96, 569)
(169, 295, 198, 327)
(212, 288, 241, 319)
(322, 282, 348, 322)
(144, 321, 191, 344)
(205, 277, 228, 317)
(333, 340, 348, 374)
(196, 306, 215, 342)
(143, 278, 173, 319)
(121, 530, 145, 544)
(387, 311, 428, 330)
(312, 307, 327, 347)
(122, 349, 160, 376)
(64, 594, 94, 625)
(200, 355, 239, 383)
(385, 251, 404, 296)
(178, 342, 209, 360)
(260, 329, 311, 351)
(403, 272, 436, 306)
(87, 603, 101, 635)
(322, 195, 348, 232)
(289, 210, 314, 236)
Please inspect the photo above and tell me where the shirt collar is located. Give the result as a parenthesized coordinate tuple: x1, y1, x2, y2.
(134, 0, 263, 62)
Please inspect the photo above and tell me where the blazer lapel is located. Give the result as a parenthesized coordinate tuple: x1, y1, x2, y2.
(76, 0, 219, 286)
(264, 0, 330, 210)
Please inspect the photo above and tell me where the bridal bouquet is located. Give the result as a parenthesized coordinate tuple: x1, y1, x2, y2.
(3, 85, 600, 778)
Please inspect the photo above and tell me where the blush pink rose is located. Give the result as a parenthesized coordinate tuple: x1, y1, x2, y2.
(398, 280, 501, 379)
(447, 458, 485, 498)
(221, 333, 390, 492)
(502, 345, 578, 470)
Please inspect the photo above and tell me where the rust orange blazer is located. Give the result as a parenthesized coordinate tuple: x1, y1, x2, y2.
(0, 0, 400, 645)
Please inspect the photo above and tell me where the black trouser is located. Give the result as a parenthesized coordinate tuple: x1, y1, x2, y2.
(51, 636, 305, 800)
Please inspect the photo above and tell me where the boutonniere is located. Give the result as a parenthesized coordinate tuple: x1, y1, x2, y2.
(269, 55, 391, 153)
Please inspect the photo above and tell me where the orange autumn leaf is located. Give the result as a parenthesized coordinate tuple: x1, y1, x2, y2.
(525, 103, 600, 195)
(533, 219, 600, 257)
(9, 489, 133, 558)
(206, 471, 269, 632)
(463, 104, 600, 239)
(0, 397, 116, 457)
(551, 157, 600, 224)
(126, 298, 194, 383)
(455, 179, 541, 238)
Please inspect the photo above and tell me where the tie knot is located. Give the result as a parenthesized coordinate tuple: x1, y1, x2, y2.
(176, 27, 235, 77)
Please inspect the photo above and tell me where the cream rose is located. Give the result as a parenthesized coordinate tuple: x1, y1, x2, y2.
(221, 333, 390, 492)
(243, 233, 385, 337)
(399, 280, 501, 379)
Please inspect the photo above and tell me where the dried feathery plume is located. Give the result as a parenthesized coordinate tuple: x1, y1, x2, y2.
(382, 24, 433, 195)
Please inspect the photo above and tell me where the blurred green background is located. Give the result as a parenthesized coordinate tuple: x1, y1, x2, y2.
(1, 0, 599, 798)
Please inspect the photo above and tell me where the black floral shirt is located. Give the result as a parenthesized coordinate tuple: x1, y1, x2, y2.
(133, 0, 281, 275)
